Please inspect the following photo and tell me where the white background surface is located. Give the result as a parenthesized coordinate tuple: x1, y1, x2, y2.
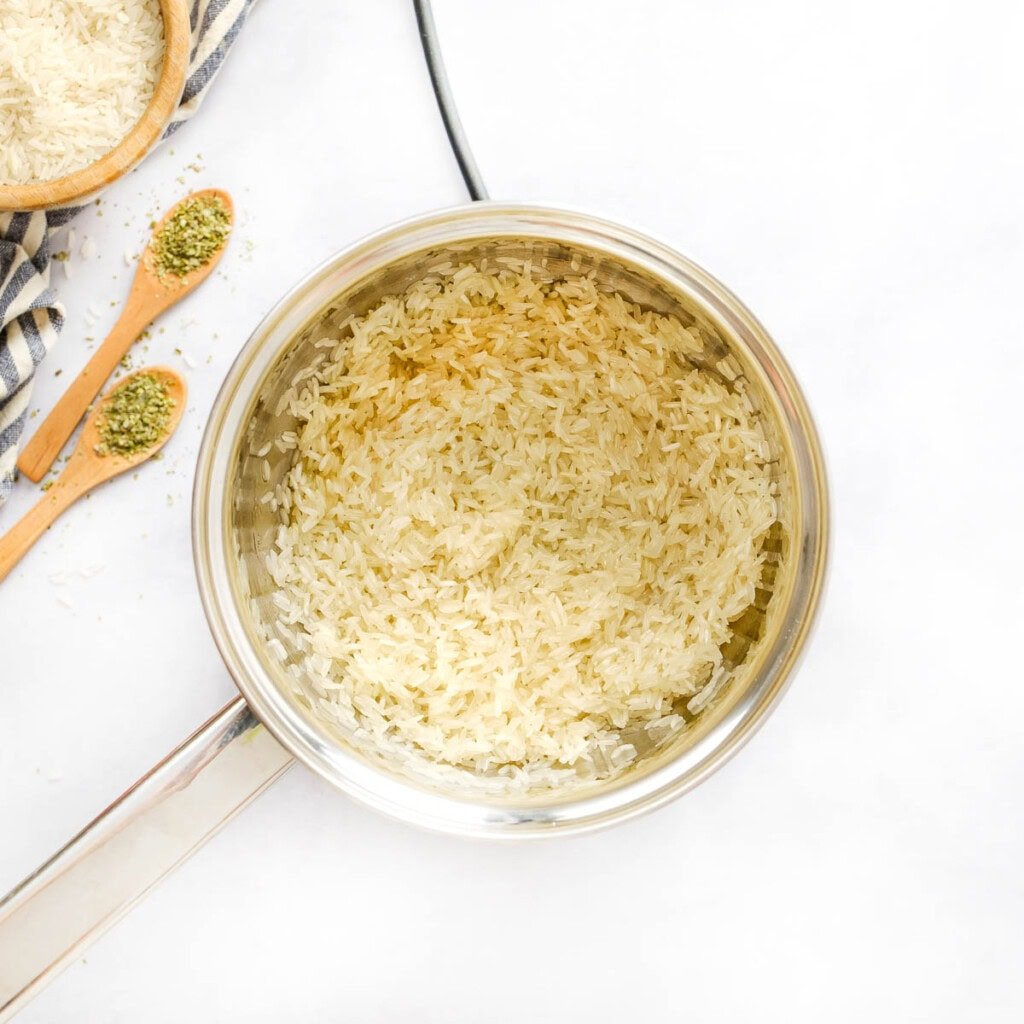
(2, 0, 1023, 1019)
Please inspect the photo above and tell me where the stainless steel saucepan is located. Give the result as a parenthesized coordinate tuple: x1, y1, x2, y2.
(0, 204, 828, 1019)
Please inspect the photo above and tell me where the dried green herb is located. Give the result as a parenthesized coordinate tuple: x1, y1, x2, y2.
(95, 374, 174, 457)
(151, 194, 231, 279)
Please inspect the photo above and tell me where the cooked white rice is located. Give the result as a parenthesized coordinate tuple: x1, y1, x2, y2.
(0, 0, 164, 185)
(265, 264, 777, 780)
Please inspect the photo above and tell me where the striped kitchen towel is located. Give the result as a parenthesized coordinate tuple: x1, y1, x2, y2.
(0, 0, 257, 504)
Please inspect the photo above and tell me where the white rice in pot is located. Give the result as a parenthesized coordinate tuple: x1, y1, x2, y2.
(262, 263, 778, 786)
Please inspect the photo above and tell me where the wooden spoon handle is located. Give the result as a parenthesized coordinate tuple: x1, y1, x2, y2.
(17, 305, 152, 482)
(0, 478, 85, 584)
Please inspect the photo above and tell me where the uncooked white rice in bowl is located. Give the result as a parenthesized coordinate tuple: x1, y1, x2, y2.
(0, 0, 164, 185)
(255, 260, 779, 792)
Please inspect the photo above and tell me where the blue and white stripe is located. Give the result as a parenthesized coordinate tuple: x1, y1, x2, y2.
(0, 0, 256, 503)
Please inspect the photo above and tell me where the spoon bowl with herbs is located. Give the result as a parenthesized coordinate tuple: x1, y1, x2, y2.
(0, 368, 186, 583)
(17, 189, 231, 482)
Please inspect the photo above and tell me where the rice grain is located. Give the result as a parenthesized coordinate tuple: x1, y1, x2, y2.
(265, 264, 777, 782)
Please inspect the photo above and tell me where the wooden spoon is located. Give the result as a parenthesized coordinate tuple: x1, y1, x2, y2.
(17, 188, 231, 482)
(0, 368, 186, 584)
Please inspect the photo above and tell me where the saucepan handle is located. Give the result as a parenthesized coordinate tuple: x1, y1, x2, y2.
(0, 696, 293, 1022)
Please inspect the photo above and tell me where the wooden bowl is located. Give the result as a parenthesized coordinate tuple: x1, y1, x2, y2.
(0, 0, 191, 213)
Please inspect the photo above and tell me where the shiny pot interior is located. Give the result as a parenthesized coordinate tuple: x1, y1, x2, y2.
(193, 204, 828, 837)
